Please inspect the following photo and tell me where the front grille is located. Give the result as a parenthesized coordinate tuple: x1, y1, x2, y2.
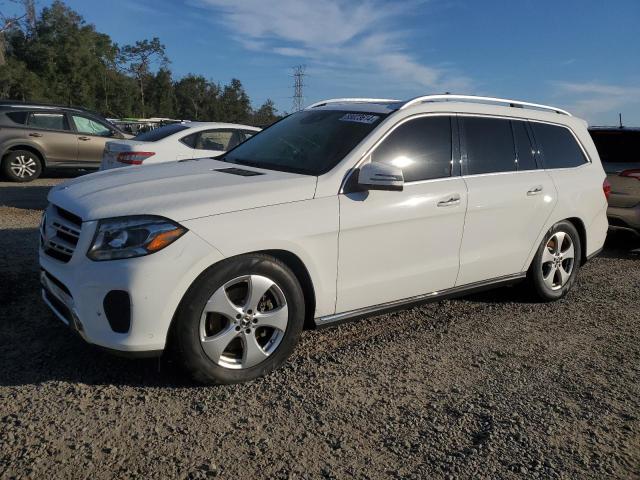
(41, 205, 83, 263)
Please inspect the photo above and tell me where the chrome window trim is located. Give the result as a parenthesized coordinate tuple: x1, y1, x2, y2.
(339, 111, 593, 193)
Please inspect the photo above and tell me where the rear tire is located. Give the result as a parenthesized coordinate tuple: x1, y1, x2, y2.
(172, 254, 305, 385)
(1, 150, 43, 182)
(528, 220, 582, 301)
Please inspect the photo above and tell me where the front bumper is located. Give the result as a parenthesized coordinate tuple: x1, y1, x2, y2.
(39, 223, 224, 354)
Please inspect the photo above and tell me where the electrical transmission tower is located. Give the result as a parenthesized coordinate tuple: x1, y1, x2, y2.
(292, 65, 306, 112)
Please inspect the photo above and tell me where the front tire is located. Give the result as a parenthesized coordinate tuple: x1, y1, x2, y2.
(528, 221, 582, 301)
(172, 254, 305, 385)
(1, 150, 43, 182)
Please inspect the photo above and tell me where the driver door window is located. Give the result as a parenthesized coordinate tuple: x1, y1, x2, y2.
(371, 116, 453, 182)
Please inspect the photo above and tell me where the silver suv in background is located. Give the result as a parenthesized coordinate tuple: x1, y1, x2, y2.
(589, 126, 640, 235)
(0, 102, 129, 182)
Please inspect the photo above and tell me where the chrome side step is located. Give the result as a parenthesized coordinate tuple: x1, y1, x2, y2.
(314, 273, 526, 328)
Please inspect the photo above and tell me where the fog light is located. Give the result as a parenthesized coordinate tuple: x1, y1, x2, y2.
(103, 290, 131, 333)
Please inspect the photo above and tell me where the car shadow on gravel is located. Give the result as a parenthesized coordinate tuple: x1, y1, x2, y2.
(0, 227, 195, 388)
(0, 186, 54, 210)
(600, 230, 640, 260)
(0, 169, 93, 210)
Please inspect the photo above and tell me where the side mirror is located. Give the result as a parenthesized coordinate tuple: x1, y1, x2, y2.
(357, 162, 404, 191)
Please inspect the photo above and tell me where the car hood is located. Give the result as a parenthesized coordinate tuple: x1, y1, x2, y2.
(48, 158, 318, 222)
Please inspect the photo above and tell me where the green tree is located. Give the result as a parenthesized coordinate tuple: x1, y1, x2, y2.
(0, 1, 277, 124)
(174, 74, 210, 120)
(146, 67, 175, 118)
(219, 78, 251, 123)
(251, 98, 279, 126)
(119, 37, 169, 117)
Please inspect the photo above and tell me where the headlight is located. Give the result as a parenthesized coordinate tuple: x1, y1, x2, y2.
(87, 216, 187, 261)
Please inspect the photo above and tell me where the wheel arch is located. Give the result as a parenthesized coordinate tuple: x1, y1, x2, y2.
(565, 217, 588, 265)
(524, 215, 589, 271)
(2, 143, 47, 167)
(167, 248, 318, 351)
(258, 249, 317, 329)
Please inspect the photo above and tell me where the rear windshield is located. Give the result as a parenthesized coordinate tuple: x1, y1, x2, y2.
(589, 129, 640, 164)
(222, 110, 386, 175)
(134, 123, 190, 142)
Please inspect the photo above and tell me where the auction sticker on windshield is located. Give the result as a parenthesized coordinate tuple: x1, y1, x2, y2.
(339, 113, 380, 124)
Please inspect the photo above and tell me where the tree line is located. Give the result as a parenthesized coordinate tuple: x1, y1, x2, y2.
(0, 0, 280, 126)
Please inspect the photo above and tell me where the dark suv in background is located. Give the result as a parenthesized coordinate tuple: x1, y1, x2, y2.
(589, 126, 640, 235)
(0, 102, 129, 182)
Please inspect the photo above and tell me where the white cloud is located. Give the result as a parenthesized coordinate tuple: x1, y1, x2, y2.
(552, 81, 640, 122)
(196, 0, 470, 97)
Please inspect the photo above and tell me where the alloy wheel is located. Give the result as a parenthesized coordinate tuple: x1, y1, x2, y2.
(199, 275, 288, 369)
(541, 231, 575, 291)
(10, 154, 38, 178)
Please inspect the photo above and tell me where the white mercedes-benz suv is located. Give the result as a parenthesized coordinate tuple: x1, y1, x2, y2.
(39, 95, 609, 384)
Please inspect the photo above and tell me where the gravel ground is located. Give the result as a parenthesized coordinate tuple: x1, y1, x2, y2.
(1, 173, 639, 479)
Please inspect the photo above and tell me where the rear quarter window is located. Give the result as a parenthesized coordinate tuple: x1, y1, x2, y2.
(531, 122, 588, 169)
(5, 111, 28, 125)
(134, 123, 190, 142)
(589, 130, 640, 164)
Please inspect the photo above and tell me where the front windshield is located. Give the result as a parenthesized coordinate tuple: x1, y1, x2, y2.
(223, 110, 387, 175)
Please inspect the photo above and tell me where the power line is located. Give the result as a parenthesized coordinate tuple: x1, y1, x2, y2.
(292, 65, 306, 112)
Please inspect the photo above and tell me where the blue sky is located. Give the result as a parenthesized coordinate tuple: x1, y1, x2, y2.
(9, 0, 640, 124)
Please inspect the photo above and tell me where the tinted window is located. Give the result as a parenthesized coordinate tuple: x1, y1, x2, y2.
(371, 116, 452, 182)
(134, 123, 190, 141)
(6, 111, 27, 125)
(181, 133, 198, 148)
(27, 112, 69, 131)
(463, 117, 515, 174)
(197, 130, 235, 150)
(72, 115, 112, 136)
(532, 122, 587, 168)
(242, 130, 257, 141)
(589, 129, 640, 164)
(223, 110, 386, 175)
(512, 120, 537, 170)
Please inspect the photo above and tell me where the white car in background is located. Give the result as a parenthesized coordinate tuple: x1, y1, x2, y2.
(100, 122, 260, 170)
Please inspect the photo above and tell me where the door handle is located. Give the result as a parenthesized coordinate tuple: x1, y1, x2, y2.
(527, 185, 543, 196)
(437, 194, 461, 207)
(78, 136, 91, 141)
(28, 132, 43, 137)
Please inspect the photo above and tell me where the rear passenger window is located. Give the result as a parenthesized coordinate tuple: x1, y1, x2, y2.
(371, 116, 452, 182)
(531, 122, 587, 168)
(512, 121, 537, 170)
(463, 117, 515, 174)
(197, 130, 235, 151)
(27, 112, 70, 131)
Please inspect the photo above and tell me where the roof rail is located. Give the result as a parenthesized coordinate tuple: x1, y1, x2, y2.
(400, 94, 571, 116)
(306, 98, 400, 109)
(0, 100, 97, 114)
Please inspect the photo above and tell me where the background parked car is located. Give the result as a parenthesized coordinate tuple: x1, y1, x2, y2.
(0, 101, 131, 182)
(589, 126, 640, 235)
(100, 121, 260, 170)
